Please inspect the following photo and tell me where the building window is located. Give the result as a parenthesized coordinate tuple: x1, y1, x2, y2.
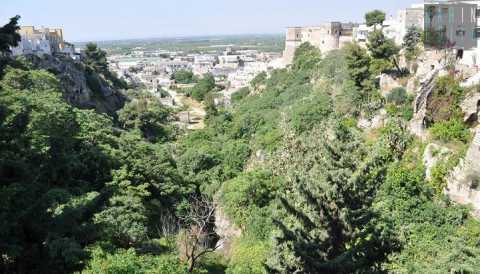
(475, 28, 480, 38)
(476, 9, 480, 17)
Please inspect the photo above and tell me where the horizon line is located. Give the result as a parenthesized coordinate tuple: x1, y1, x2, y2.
(70, 32, 285, 44)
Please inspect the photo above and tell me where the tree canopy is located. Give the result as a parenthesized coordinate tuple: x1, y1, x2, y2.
(2, 12, 480, 274)
(365, 10, 386, 28)
(0, 15, 21, 55)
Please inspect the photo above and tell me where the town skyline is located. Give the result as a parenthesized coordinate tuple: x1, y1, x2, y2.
(1, 0, 420, 42)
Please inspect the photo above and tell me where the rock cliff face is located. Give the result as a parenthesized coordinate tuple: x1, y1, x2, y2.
(423, 143, 451, 181)
(460, 91, 480, 124)
(379, 74, 401, 98)
(445, 127, 480, 217)
(25, 54, 126, 116)
(409, 69, 440, 139)
(214, 205, 241, 256)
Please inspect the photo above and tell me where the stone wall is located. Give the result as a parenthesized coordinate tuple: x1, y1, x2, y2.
(445, 127, 480, 217)
(283, 23, 354, 64)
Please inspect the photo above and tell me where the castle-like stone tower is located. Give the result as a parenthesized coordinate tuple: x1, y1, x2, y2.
(283, 22, 355, 64)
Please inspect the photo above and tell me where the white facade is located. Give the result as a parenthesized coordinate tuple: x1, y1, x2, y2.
(227, 62, 268, 89)
(218, 55, 241, 69)
(10, 26, 71, 57)
(353, 4, 424, 47)
(193, 55, 217, 75)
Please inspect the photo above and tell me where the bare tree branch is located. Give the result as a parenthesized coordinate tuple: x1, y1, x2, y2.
(177, 194, 222, 273)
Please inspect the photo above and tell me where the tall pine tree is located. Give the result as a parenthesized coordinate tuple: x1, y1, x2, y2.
(267, 121, 396, 273)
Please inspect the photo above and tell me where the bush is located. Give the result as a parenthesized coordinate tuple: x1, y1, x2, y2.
(173, 70, 196, 84)
(231, 87, 250, 103)
(292, 42, 322, 80)
(226, 238, 269, 274)
(386, 87, 407, 105)
(191, 74, 215, 101)
(85, 69, 103, 95)
(82, 248, 190, 274)
(220, 170, 274, 227)
(430, 161, 450, 194)
(430, 118, 470, 143)
(386, 104, 414, 121)
(426, 76, 463, 124)
(250, 72, 267, 89)
(289, 93, 332, 133)
(318, 50, 348, 84)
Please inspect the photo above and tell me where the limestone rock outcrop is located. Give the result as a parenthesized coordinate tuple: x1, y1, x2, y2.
(460, 91, 480, 123)
(409, 69, 439, 139)
(357, 109, 388, 131)
(214, 205, 241, 256)
(379, 74, 401, 98)
(423, 143, 451, 181)
(25, 54, 126, 116)
(445, 127, 480, 217)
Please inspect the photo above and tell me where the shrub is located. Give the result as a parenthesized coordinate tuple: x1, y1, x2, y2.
(319, 50, 347, 84)
(220, 170, 274, 227)
(386, 87, 407, 105)
(173, 70, 195, 84)
(289, 93, 332, 133)
(85, 69, 103, 95)
(430, 118, 470, 143)
(430, 160, 451, 194)
(82, 248, 190, 274)
(386, 102, 414, 121)
(191, 74, 215, 101)
(226, 238, 269, 274)
(426, 76, 464, 124)
(250, 72, 267, 89)
(292, 42, 322, 80)
(231, 87, 250, 103)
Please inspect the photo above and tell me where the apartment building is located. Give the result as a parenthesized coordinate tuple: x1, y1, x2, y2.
(424, 0, 480, 66)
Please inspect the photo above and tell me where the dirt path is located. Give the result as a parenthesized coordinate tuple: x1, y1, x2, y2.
(166, 88, 206, 130)
(182, 96, 206, 130)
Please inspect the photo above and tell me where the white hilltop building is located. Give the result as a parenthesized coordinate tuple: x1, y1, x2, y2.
(353, 4, 424, 46)
(283, 3, 425, 64)
(11, 26, 77, 59)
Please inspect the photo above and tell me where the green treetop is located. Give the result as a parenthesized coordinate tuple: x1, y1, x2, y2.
(0, 15, 21, 55)
(365, 10, 386, 29)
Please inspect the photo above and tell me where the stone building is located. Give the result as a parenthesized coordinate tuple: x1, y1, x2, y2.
(352, 3, 425, 47)
(11, 26, 70, 56)
(396, 4, 425, 45)
(424, 0, 479, 66)
(283, 22, 357, 64)
(424, 0, 477, 50)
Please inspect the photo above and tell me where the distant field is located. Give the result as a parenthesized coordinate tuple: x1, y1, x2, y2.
(74, 34, 285, 55)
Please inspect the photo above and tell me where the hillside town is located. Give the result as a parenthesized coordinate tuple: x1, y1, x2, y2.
(284, 1, 480, 68)
(107, 47, 283, 96)
(10, 1, 480, 91)
(8, 0, 480, 132)
(5, 0, 480, 273)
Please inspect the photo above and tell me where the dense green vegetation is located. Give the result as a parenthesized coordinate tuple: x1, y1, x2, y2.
(0, 60, 195, 272)
(79, 34, 285, 56)
(181, 74, 216, 102)
(84, 43, 128, 90)
(173, 70, 197, 84)
(2, 10, 480, 274)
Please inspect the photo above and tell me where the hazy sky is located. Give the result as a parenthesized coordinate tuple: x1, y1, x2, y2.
(1, 0, 420, 42)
